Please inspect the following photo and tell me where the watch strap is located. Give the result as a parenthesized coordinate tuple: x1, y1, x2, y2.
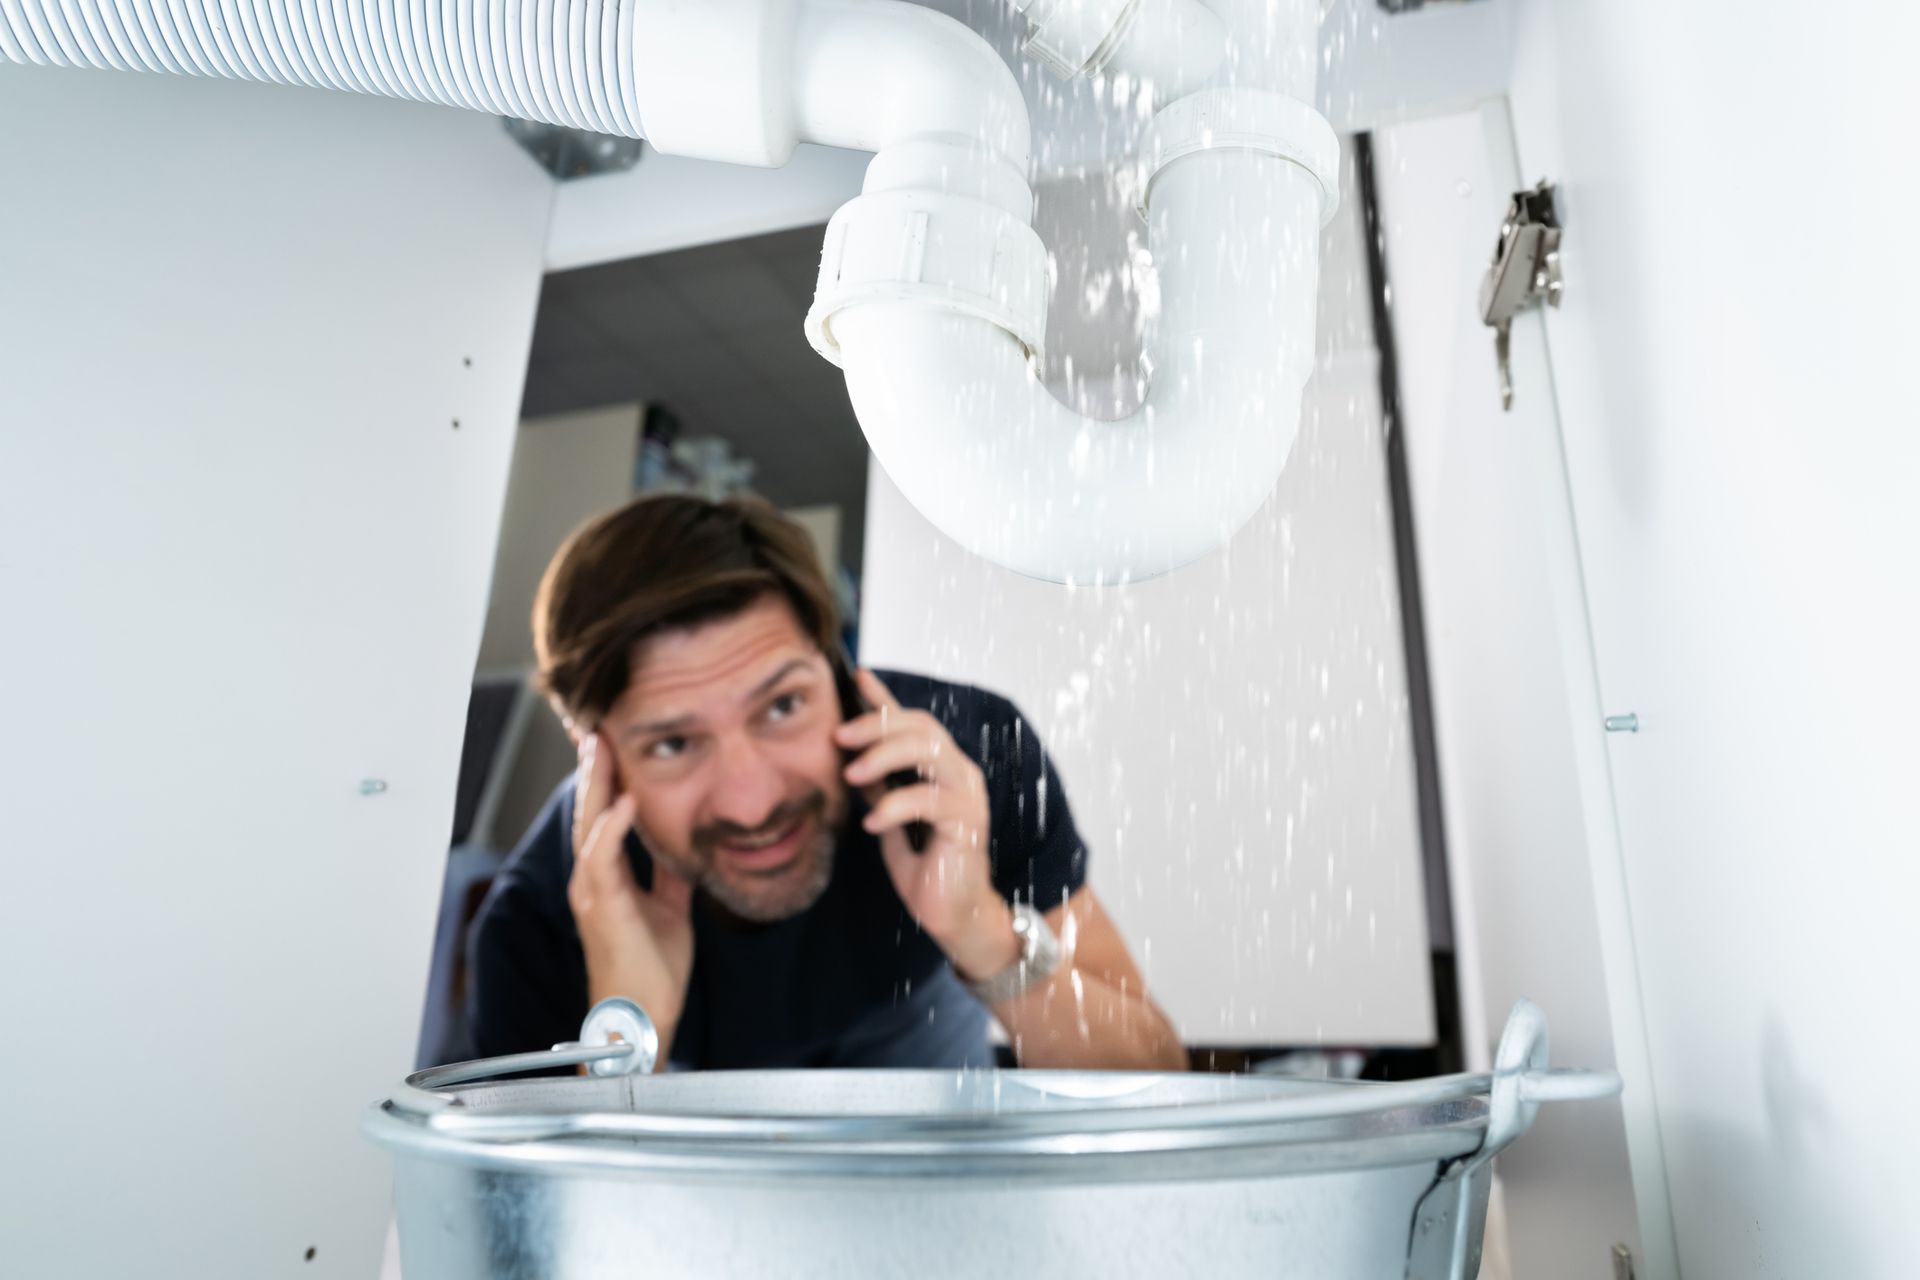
(960, 903, 1062, 1006)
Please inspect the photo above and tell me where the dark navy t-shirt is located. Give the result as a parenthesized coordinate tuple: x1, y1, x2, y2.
(464, 672, 1086, 1071)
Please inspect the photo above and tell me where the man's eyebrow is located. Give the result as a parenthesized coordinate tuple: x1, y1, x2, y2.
(747, 656, 817, 703)
(620, 713, 696, 741)
(618, 658, 819, 740)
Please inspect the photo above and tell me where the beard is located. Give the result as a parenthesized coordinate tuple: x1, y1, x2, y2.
(678, 787, 843, 924)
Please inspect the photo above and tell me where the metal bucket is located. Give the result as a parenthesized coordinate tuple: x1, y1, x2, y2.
(366, 1000, 1618, 1279)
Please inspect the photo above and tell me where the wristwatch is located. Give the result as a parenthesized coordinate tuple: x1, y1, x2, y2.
(960, 902, 1063, 1006)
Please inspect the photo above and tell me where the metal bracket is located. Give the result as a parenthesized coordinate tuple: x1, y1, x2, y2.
(1405, 999, 1560, 1279)
(1378, 0, 1491, 11)
(501, 119, 644, 180)
(1404, 1157, 1495, 1280)
(1479, 180, 1563, 410)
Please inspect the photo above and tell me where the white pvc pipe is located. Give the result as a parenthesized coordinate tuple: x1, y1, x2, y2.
(793, 0, 1029, 174)
(836, 148, 1324, 582)
(1101, 0, 1229, 98)
(0, 0, 1030, 172)
(1, 0, 1332, 581)
(820, 0, 1333, 581)
(0, 0, 643, 135)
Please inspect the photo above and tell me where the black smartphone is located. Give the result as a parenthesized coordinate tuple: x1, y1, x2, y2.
(830, 646, 930, 854)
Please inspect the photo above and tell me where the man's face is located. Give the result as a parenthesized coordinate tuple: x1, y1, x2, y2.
(595, 595, 849, 923)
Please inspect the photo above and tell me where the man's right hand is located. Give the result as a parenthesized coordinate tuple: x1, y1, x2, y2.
(566, 731, 694, 1061)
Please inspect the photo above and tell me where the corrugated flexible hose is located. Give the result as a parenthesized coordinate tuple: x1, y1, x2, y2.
(0, 0, 641, 135)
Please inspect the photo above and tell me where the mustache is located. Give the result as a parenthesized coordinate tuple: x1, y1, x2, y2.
(693, 789, 829, 856)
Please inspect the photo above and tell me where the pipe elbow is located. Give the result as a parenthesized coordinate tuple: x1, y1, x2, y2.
(825, 139, 1330, 584)
(627, 0, 1033, 171)
(835, 305, 1304, 583)
(793, 0, 1031, 174)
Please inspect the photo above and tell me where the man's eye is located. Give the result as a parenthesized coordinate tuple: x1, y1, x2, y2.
(768, 692, 804, 722)
(646, 736, 688, 760)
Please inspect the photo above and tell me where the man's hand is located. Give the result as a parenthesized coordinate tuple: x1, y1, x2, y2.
(567, 731, 694, 1052)
(834, 672, 1183, 1072)
(834, 669, 1020, 983)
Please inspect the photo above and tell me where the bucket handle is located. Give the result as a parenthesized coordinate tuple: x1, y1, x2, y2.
(399, 998, 659, 1112)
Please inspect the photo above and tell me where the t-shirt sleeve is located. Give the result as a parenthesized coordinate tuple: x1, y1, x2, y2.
(464, 800, 588, 1064)
(976, 699, 1089, 912)
(466, 881, 579, 1061)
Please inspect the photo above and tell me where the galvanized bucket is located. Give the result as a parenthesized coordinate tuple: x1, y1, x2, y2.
(366, 999, 1618, 1279)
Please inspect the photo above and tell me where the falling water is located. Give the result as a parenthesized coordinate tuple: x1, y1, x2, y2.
(863, 0, 1429, 1065)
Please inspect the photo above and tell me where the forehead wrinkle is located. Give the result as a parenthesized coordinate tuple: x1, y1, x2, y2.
(612, 605, 818, 731)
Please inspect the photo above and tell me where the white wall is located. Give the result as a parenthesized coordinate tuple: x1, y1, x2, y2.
(1498, 4, 1920, 1276)
(475, 405, 644, 845)
(860, 152, 1436, 1046)
(784, 503, 844, 580)
(0, 65, 551, 1277)
(477, 404, 644, 672)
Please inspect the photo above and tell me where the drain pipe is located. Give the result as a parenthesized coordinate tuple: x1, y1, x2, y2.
(1, 0, 1333, 582)
(0, 0, 653, 135)
(808, 0, 1337, 581)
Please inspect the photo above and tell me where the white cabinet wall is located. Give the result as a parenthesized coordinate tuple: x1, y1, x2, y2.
(1386, 5, 1920, 1274)
(1375, 102, 1673, 1280)
(1500, 2, 1920, 1275)
(0, 66, 552, 1276)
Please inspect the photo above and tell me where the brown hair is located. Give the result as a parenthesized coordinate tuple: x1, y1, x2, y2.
(532, 493, 841, 727)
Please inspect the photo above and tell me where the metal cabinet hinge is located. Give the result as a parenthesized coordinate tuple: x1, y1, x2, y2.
(1479, 179, 1563, 410)
(1612, 1243, 1637, 1280)
(502, 119, 643, 180)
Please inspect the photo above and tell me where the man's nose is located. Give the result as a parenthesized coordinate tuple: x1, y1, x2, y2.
(708, 735, 788, 830)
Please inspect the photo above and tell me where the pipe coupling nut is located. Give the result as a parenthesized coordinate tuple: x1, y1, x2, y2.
(806, 190, 1048, 368)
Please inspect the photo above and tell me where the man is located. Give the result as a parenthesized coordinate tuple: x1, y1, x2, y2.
(467, 493, 1183, 1071)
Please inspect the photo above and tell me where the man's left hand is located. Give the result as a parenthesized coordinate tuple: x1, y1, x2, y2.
(834, 668, 1019, 982)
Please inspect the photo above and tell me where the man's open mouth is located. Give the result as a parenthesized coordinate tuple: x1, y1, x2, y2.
(717, 814, 809, 874)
